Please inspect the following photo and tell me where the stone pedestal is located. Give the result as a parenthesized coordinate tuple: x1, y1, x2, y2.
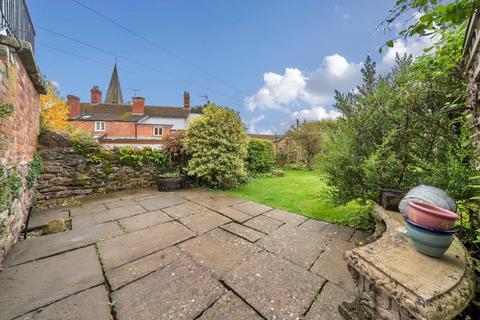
(340, 205, 475, 320)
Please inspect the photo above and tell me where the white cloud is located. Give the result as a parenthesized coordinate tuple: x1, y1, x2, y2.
(292, 107, 342, 122)
(247, 114, 265, 134)
(382, 36, 434, 67)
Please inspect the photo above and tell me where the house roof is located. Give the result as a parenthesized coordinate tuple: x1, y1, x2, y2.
(248, 133, 283, 141)
(105, 63, 124, 104)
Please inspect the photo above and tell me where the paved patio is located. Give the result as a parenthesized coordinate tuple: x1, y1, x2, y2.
(0, 189, 369, 320)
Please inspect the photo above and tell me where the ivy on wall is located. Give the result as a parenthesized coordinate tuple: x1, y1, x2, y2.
(0, 103, 14, 118)
(27, 155, 43, 188)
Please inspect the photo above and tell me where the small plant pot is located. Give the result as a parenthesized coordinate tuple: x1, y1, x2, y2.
(156, 175, 186, 191)
(407, 200, 458, 231)
(406, 220, 456, 258)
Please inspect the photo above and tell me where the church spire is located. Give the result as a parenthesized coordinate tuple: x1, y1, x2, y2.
(105, 63, 124, 104)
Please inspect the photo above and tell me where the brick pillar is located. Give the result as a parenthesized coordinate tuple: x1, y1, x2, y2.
(183, 91, 190, 112)
(67, 95, 80, 118)
(90, 85, 102, 104)
(132, 97, 145, 115)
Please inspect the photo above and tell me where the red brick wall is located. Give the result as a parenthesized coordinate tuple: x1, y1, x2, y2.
(0, 40, 43, 265)
(137, 125, 170, 138)
(70, 120, 136, 138)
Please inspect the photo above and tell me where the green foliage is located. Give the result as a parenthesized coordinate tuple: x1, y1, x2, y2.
(162, 132, 188, 172)
(27, 154, 43, 188)
(382, 0, 479, 49)
(0, 166, 23, 208)
(321, 28, 474, 204)
(8, 170, 22, 198)
(116, 146, 168, 168)
(275, 150, 289, 167)
(246, 139, 274, 173)
(70, 131, 99, 156)
(0, 103, 14, 118)
(185, 104, 247, 188)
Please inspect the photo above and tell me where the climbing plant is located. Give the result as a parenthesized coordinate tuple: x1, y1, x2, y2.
(27, 154, 43, 188)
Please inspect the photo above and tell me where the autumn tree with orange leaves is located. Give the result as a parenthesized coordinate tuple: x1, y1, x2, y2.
(40, 81, 70, 132)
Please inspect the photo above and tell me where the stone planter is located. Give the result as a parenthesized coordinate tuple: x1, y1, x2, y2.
(156, 175, 186, 191)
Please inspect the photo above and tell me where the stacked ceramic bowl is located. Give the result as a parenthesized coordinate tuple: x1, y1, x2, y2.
(406, 200, 458, 258)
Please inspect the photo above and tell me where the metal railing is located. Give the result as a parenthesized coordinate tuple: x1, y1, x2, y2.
(0, 0, 35, 50)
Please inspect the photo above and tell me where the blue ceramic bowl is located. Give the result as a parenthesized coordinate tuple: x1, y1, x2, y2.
(406, 220, 456, 258)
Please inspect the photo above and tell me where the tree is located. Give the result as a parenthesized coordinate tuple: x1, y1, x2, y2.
(184, 104, 247, 188)
(289, 120, 333, 170)
(40, 81, 69, 132)
(246, 139, 274, 173)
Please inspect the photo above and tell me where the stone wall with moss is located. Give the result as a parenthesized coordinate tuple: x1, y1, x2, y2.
(36, 132, 166, 207)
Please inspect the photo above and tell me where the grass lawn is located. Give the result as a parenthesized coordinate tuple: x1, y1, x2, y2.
(226, 169, 372, 230)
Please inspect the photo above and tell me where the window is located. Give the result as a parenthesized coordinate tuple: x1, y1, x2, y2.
(153, 127, 163, 136)
(95, 121, 105, 131)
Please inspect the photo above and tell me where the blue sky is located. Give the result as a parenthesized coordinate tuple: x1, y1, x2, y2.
(29, 0, 428, 134)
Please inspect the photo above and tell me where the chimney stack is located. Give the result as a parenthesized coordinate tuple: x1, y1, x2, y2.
(183, 91, 190, 112)
(90, 85, 102, 104)
(132, 97, 145, 115)
(67, 95, 80, 118)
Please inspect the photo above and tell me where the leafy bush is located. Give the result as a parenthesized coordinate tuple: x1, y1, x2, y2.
(116, 146, 168, 168)
(27, 154, 43, 188)
(275, 151, 288, 167)
(246, 139, 274, 173)
(185, 104, 247, 188)
(321, 29, 474, 204)
(162, 132, 188, 172)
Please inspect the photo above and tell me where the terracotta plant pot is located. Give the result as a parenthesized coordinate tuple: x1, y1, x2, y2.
(406, 220, 456, 258)
(407, 200, 458, 231)
(156, 175, 186, 191)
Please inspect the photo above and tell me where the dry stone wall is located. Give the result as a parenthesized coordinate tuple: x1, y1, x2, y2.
(37, 139, 159, 207)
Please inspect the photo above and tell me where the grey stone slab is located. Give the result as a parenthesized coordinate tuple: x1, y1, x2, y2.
(310, 238, 356, 292)
(305, 282, 354, 320)
(5, 222, 122, 267)
(322, 224, 355, 242)
(99, 221, 194, 269)
(257, 224, 331, 269)
(179, 210, 231, 234)
(216, 206, 252, 222)
(105, 199, 137, 209)
(223, 251, 325, 320)
(137, 194, 185, 211)
(112, 254, 224, 320)
(350, 229, 371, 246)
(72, 204, 146, 229)
(106, 246, 181, 291)
(15, 286, 112, 320)
(0, 247, 104, 320)
(180, 229, 260, 277)
(299, 219, 330, 233)
(221, 222, 264, 242)
(197, 195, 246, 210)
(264, 209, 307, 225)
(243, 215, 284, 234)
(162, 202, 212, 219)
(119, 210, 173, 232)
(198, 291, 262, 320)
(28, 209, 69, 230)
(69, 203, 108, 217)
(232, 201, 272, 216)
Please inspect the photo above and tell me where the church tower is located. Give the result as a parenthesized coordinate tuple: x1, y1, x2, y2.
(105, 63, 124, 104)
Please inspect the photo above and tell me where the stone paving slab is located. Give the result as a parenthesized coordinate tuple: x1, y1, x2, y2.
(69, 203, 108, 217)
(28, 209, 69, 230)
(162, 202, 211, 219)
(137, 194, 185, 211)
(107, 246, 181, 290)
(112, 254, 225, 320)
(198, 291, 263, 320)
(322, 224, 355, 242)
(264, 209, 307, 225)
(216, 206, 252, 222)
(221, 222, 264, 242)
(298, 219, 330, 233)
(257, 224, 331, 269)
(5, 222, 122, 267)
(243, 215, 284, 234)
(180, 229, 260, 277)
(14, 285, 112, 320)
(118, 210, 173, 232)
(105, 199, 138, 209)
(310, 238, 356, 292)
(223, 251, 325, 320)
(72, 204, 146, 229)
(99, 221, 194, 269)
(0, 247, 104, 320)
(179, 210, 231, 234)
(232, 201, 272, 216)
(305, 282, 354, 320)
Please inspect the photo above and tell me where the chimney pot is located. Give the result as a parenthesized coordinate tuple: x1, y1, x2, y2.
(90, 85, 102, 104)
(67, 95, 80, 118)
(132, 96, 145, 115)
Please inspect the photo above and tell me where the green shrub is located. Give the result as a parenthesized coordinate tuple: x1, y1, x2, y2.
(115, 146, 168, 168)
(185, 104, 247, 188)
(162, 132, 188, 172)
(246, 139, 274, 173)
(275, 151, 288, 167)
(27, 154, 43, 188)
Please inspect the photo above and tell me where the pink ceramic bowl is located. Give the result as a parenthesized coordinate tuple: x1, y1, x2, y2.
(407, 200, 458, 230)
